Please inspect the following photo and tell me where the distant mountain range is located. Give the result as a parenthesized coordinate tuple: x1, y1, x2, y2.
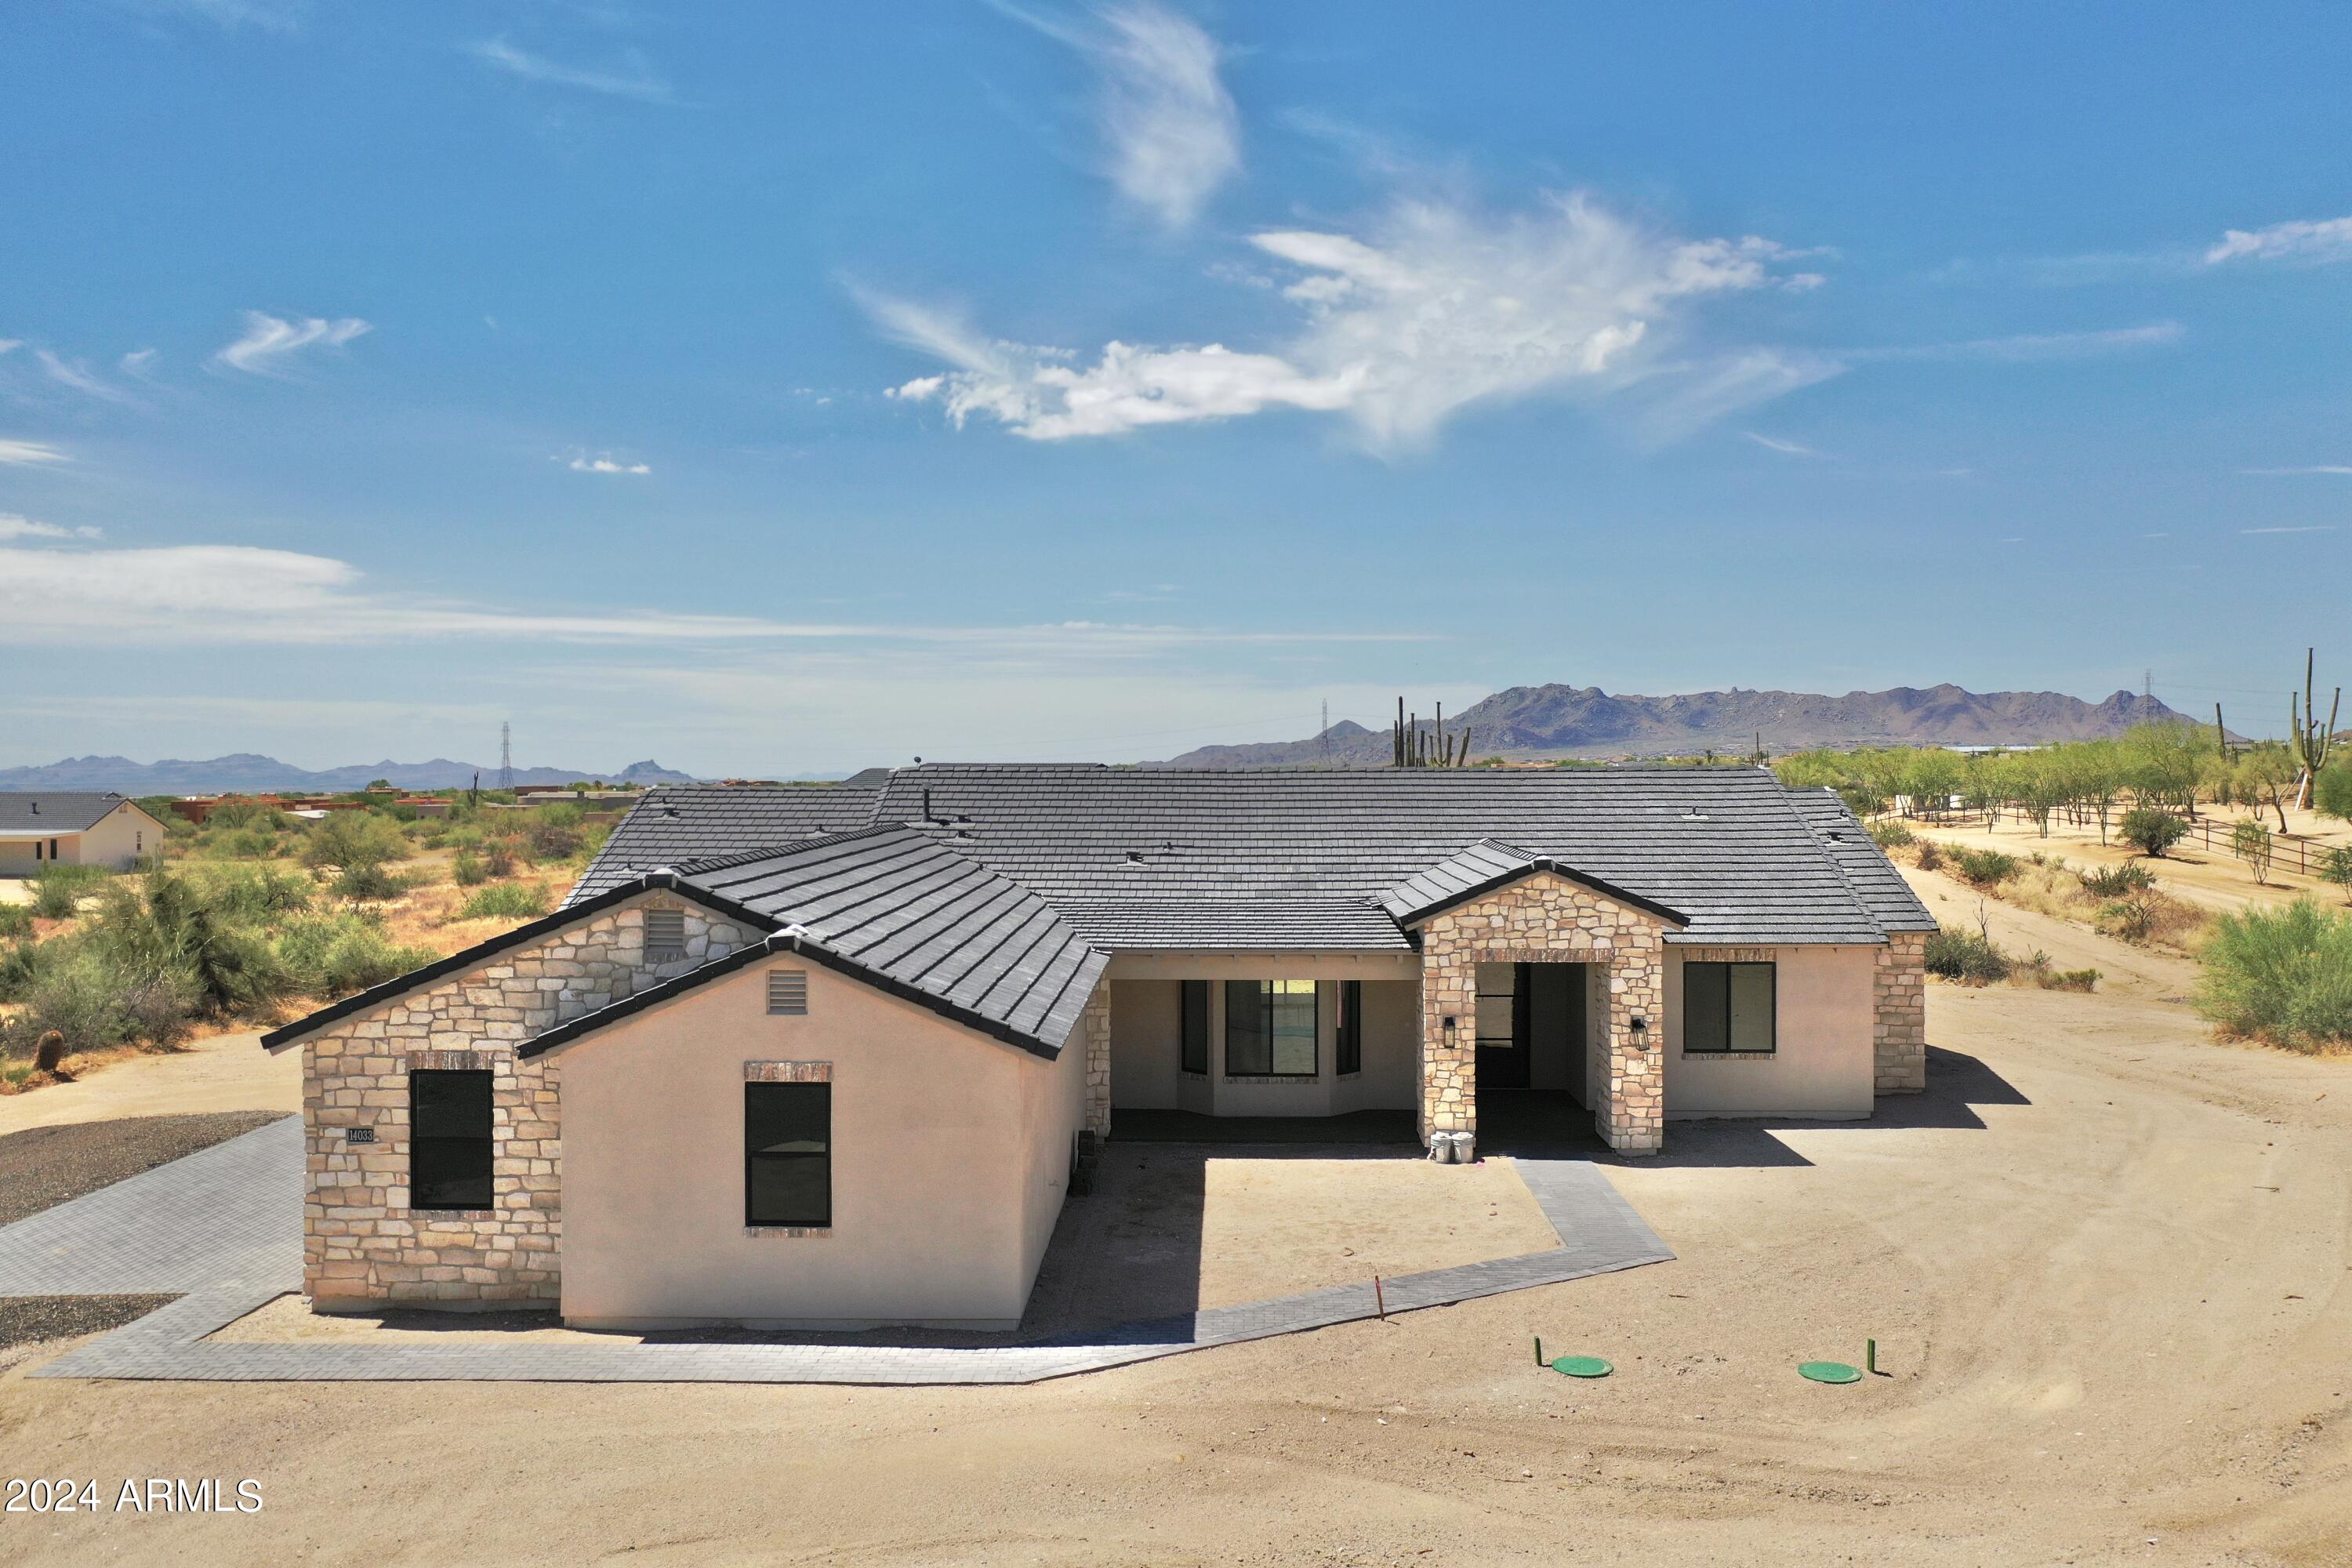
(0, 755, 700, 794)
(1161, 684, 2205, 766)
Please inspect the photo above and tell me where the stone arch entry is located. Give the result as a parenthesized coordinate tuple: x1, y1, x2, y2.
(1414, 873, 1667, 1156)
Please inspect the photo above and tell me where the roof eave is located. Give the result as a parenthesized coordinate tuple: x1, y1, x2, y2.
(1394, 859, 1690, 930)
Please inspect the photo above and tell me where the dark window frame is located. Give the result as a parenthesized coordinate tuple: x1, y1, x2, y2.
(1682, 961, 1777, 1054)
(1179, 979, 1209, 1075)
(408, 1069, 495, 1211)
(1335, 979, 1363, 1076)
(1223, 979, 1319, 1078)
(745, 1080, 832, 1229)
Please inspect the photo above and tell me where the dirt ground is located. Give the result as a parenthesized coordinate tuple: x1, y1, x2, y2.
(2, 905, 2350, 1564)
(0, 1029, 296, 1138)
(1911, 799, 2352, 920)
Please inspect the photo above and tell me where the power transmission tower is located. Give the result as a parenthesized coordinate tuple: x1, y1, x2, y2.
(498, 722, 515, 790)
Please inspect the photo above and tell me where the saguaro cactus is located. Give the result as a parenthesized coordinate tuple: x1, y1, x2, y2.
(2290, 648, 2340, 809)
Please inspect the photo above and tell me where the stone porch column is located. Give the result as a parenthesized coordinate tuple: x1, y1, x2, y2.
(1873, 932, 1928, 1094)
(1417, 959, 1475, 1144)
(1082, 982, 1112, 1139)
(1592, 953, 1664, 1155)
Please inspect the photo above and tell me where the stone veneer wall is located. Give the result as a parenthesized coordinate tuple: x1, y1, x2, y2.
(1416, 874, 1668, 1155)
(1872, 931, 1929, 1094)
(1080, 982, 1112, 1139)
(302, 895, 764, 1307)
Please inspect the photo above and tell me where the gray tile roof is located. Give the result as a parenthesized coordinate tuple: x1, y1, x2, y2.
(1786, 787, 1937, 935)
(858, 764, 1894, 946)
(0, 792, 137, 835)
(664, 827, 1106, 1053)
(1377, 837, 1688, 928)
(568, 782, 884, 903)
(1053, 898, 1410, 951)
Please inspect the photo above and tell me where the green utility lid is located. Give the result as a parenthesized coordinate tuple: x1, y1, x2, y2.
(1798, 1360, 1863, 1385)
(1549, 1355, 1613, 1378)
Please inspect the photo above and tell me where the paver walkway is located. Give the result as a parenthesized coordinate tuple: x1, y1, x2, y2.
(9, 1127, 1671, 1386)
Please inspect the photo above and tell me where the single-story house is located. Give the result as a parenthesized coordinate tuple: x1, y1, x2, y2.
(0, 792, 169, 873)
(263, 764, 1933, 1330)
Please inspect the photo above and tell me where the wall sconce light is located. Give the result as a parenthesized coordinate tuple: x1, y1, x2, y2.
(1628, 1014, 1649, 1043)
(1441, 1014, 1458, 1040)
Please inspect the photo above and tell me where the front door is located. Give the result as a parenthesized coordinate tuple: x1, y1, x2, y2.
(1473, 961, 1532, 1090)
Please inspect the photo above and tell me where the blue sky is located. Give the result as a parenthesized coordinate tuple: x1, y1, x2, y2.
(4, 1, 2348, 776)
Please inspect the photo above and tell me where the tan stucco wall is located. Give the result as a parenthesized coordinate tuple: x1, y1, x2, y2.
(294, 892, 764, 1309)
(1104, 971, 1420, 1119)
(78, 803, 165, 868)
(1661, 945, 1877, 1120)
(557, 960, 1078, 1329)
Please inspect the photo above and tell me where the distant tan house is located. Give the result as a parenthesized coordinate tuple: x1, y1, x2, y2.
(0, 792, 169, 873)
(263, 766, 1932, 1330)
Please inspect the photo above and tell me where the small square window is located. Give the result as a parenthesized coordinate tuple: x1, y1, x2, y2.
(644, 908, 686, 957)
(766, 969, 808, 1015)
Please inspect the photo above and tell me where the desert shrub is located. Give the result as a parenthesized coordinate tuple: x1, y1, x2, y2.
(274, 911, 435, 998)
(206, 800, 287, 833)
(200, 827, 284, 860)
(29, 864, 111, 919)
(2016, 949, 2100, 992)
(13, 945, 198, 1056)
(2321, 846, 2352, 905)
(299, 811, 411, 873)
(330, 863, 410, 902)
(2080, 862, 2157, 898)
(1926, 924, 2012, 984)
(2231, 820, 2276, 884)
(2197, 898, 2352, 1051)
(481, 840, 519, 878)
(89, 871, 289, 1018)
(2119, 807, 2187, 858)
(1867, 820, 1915, 849)
(1951, 847, 2019, 887)
(0, 903, 31, 941)
(185, 862, 313, 921)
(458, 882, 550, 920)
(524, 806, 584, 862)
(1914, 840, 1944, 872)
(452, 851, 488, 887)
(2314, 764, 2352, 823)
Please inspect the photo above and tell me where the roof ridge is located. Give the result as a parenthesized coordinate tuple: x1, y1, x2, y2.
(1777, 782, 1883, 938)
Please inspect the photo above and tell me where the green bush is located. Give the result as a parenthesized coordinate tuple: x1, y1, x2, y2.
(2197, 898, 2352, 1051)
(299, 811, 411, 873)
(459, 882, 550, 920)
(88, 872, 289, 1018)
(29, 864, 111, 919)
(330, 863, 410, 902)
(182, 862, 313, 921)
(274, 911, 434, 998)
(2314, 764, 2352, 823)
(1926, 924, 2012, 984)
(2081, 862, 2157, 898)
(1867, 820, 1915, 849)
(452, 851, 488, 886)
(482, 840, 519, 878)
(2320, 845, 2352, 905)
(1914, 840, 1944, 872)
(1951, 847, 2018, 887)
(2118, 807, 2187, 858)
(0, 902, 31, 941)
(11, 945, 198, 1056)
(2019, 949, 2100, 992)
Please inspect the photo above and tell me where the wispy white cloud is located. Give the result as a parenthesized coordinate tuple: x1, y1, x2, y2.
(0, 535, 1437, 649)
(996, 2, 1240, 227)
(564, 452, 653, 476)
(2243, 465, 2352, 477)
(0, 514, 101, 541)
(1744, 431, 1819, 458)
(466, 38, 672, 103)
(0, 339, 20, 355)
(34, 349, 141, 405)
(212, 311, 371, 376)
(2239, 525, 2336, 535)
(2205, 216, 2352, 266)
(873, 192, 1824, 451)
(119, 348, 162, 382)
(0, 437, 70, 466)
(1862, 322, 2183, 363)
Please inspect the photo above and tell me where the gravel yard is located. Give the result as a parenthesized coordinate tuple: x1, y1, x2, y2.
(0, 1295, 172, 1359)
(0, 1110, 288, 1228)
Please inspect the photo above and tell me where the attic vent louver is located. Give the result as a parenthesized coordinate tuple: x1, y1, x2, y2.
(644, 908, 686, 958)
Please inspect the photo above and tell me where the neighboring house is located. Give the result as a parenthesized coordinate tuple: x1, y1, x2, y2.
(264, 765, 1933, 1329)
(0, 792, 169, 873)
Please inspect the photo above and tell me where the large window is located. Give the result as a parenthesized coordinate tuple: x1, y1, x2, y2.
(746, 1081, 831, 1228)
(1180, 980, 1209, 1075)
(409, 1069, 494, 1210)
(1683, 962, 1777, 1054)
(1224, 979, 1318, 1076)
(1335, 980, 1363, 1076)
(1474, 962, 1521, 1049)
